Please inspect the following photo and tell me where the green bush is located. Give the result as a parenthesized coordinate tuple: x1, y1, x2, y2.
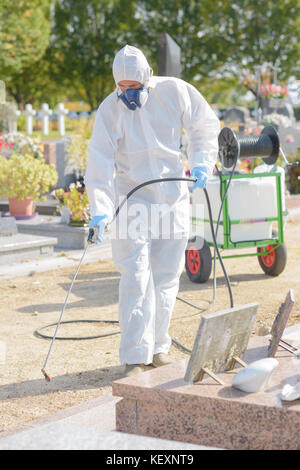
(286, 149, 300, 194)
(0, 154, 58, 200)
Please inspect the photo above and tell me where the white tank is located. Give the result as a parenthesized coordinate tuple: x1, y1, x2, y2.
(190, 169, 285, 245)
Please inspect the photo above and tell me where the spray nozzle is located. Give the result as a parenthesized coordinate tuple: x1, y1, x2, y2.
(41, 368, 51, 382)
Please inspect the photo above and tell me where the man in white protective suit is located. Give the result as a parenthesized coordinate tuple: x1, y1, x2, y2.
(84, 45, 220, 377)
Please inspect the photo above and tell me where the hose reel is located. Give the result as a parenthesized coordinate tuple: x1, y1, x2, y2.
(218, 125, 280, 169)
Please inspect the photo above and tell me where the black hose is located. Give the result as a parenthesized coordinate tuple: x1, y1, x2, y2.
(35, 320, 120, 341)
(203, 188, 233, 308)
(238, 134, 274, 158)
(36, 175, 234, 350)
(113, 177, 194, 220)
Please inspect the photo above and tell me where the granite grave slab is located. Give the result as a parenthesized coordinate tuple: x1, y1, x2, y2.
(0, 233, 57, 265)
(113, 334, 300, 450)
(16, 215, 89, 250)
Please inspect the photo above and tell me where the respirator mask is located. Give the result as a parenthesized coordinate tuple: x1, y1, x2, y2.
(118, 85, 149, 111)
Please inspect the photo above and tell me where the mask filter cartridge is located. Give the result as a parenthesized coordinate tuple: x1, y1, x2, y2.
(118, 86, 149, 110)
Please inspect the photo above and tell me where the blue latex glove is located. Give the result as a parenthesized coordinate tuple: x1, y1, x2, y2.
(89, 215, 108, 243)
(190, 166, 208, 190)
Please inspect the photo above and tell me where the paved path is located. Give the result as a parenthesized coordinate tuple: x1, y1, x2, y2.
(0, 393, 216, 450)
(0, 237, 112, 280)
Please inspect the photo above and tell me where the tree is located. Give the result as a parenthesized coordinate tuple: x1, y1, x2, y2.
(138, 0, 300, 98)
(203, 0, 300, 92)
(4, 46, 71, 109)
(51, 0, 141, 109)
(4, 0, 299, 108)
(136, 0, 225, 81)
(0, 0, 51, 78)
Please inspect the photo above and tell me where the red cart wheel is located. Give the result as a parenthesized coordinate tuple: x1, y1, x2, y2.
(257, 233, 287, 276)
(259, 244, 276, 268)
(187, 247, 201, 274)
(185, 237, 212, 283)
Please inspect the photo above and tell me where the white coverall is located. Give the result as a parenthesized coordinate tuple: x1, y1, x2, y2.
(85, 45, 220, 365)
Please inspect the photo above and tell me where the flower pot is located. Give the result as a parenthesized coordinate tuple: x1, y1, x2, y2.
(8, 197, 35, 218)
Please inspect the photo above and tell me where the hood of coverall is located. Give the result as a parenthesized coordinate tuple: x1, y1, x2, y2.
(113, 45, 152, 87)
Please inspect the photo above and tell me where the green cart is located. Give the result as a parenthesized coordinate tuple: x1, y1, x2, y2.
(185, 171, 287, 283)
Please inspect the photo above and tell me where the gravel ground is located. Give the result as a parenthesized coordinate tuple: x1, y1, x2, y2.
(0, 218, 299, 432)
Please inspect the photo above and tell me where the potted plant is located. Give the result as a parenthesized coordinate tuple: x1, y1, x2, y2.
(0, 154, 58, 218)
(54, 182, 90, 226)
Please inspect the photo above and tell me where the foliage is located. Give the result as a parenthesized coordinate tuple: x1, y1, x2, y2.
(63, 117, 94, 174)
(5, 48, 70, 108)
(65, 136, 89, 175)
(138, 0, 300, 87)
(50, 0, 140, 109)
(201, 76, 252, 108)
(211, 1, 300, 83)
(238, 157, 261, 174)
(65, 116, 94, 140)
(54, 182, 90, 224)
(136, 1, 217, 80)
(2, 1, 300, 108)
(0, 154, 58, 200)
(0, 0, 51, 77)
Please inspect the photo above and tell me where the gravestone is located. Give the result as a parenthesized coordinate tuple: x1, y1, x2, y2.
(158, 33, 181, 78)
(24, 104, 36, 135)
(0, 83, 20, 132)
(56, 140, 77, 188)
(40, 103, 53, 135)
(43, 142, 56, 166)
(113, 332, 300, 449)
(0, 232, 57, 264)
(268, 289, 295, 357)
(184, 302, 259, 383)
(67, 111, 78, 120)
(0, 81, 5, 103)
(78, 111, 90, 119)
(0, 102, 18, 133)
(223, 106, 251, 131)
(263, 101, 300, 155)
(7, 103, 20, 132)
(262, 100, 295, 122)
(56, 103, 69, 136)
(17, 214, 89, 249)
(0, 205, 57, 265)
